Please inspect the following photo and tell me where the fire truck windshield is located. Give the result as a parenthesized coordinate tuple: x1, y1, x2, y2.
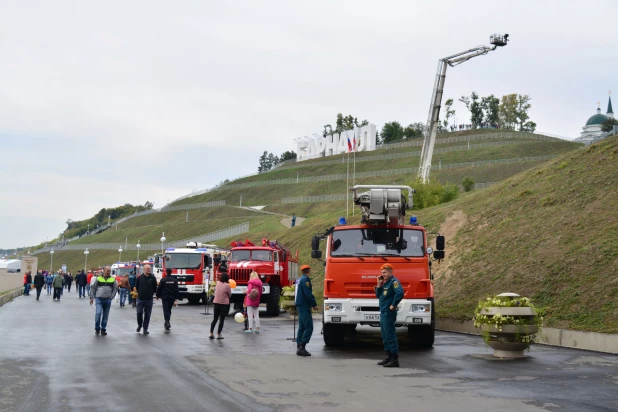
(330, 228, 425, 257)
(165, 253, 202, 269)
(231, 250, 272, 262)
(115, 267, 134, 276)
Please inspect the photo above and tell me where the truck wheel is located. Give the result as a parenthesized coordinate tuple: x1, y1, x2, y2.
(323, 322, 345, 346)
(408, 325, 435, 348)
(187, 295, 201, 305)
(266, 285, 280, 317)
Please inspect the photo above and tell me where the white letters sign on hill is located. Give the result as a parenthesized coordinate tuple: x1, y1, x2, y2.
(295, 124, 377, 162)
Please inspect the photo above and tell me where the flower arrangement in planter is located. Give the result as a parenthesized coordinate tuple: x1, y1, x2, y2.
(473, 292, 543, 358)
(280, 285, 297, 316)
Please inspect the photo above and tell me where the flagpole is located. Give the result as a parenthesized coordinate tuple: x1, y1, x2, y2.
(352, 132, 356, 216)
(346, 149, 350, 218)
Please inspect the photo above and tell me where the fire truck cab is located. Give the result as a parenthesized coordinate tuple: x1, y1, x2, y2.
(223, 239, 299, 316)
(162, 242, 228, 305)
(312, 185, 445, 347)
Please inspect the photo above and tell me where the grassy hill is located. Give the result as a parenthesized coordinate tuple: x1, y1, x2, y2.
(32, 130, 618, 335)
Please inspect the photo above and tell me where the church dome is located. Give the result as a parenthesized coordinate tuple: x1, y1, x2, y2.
(585, 113, 608, 126)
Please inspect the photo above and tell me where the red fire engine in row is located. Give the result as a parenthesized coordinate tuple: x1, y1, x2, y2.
(218, 238, 299, 316)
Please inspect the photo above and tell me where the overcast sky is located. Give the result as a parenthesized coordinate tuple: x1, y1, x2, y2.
(1, 0, 616, 249)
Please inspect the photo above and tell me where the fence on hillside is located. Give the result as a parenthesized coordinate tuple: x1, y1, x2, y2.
(207, 156, 556, 191)
(271, 131, 575, 171)
(281, 182, 499, 204)
(269, 140, 549, 172)
(32, 222, 249, 254)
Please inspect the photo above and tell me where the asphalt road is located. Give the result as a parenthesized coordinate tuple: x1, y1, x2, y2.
(1, 291, 617, 412)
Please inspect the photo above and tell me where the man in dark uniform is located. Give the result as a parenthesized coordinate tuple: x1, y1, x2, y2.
(295, 264, 318, 356)
(156, 268, 179, 331)
(375, 263, 404, 367)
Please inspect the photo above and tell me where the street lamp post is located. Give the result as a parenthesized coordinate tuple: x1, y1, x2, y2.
(160, 233, 166, 254)
(118, 246, 123, 262)
(136, 240, 141, 261)
(50, 249, 54, 272)
(84, 249, 89, 272)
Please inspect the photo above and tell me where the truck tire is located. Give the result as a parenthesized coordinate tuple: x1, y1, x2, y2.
(187, 295, 201, 305)
(266, 285, 280, 317)
(323, 322, 345, 346)
(408, 325, 434, 348)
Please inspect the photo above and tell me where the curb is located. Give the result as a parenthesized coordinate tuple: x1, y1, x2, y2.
(0, 288, 24, 308)
(437, 318, 618, 355)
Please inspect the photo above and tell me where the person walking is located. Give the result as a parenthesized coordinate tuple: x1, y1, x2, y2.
(33, 270, 45, 300)
(118, 274, 130, 307)
(156, 268, 179, 331)
(75, 270, 88, 298)
(66, 272, 74, 293)
(375, 264, 404, 368)
(291, 213, 296, 227)
(45, 272, 53, 295)
(209, 272, 231, 340)
(24, 271, 32, 296)
(295, 265, 318, 356)
(90, 266, 118, 336)
(52, 272, 64, 301)
(135, 264, 158, 335)
(244, 271, 262, 333)
(128, 269, 137, 307)
(86, 271, 94, 297)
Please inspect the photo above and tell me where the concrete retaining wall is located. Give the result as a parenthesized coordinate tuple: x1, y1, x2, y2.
(437, 318, 618, 355)
(0, 287, 23, 308)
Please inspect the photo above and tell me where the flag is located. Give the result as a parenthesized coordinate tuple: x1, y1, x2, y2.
(353, 133, 357, 152)
(347, 136, 352, 152)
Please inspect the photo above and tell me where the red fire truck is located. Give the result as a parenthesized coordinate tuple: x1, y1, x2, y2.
(162, 242, 228, 305)
(311, 185, 445, 347)
(222, 239, 299, 316)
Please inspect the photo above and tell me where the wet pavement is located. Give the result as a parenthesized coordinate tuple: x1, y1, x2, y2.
(1, 291, 617, 412)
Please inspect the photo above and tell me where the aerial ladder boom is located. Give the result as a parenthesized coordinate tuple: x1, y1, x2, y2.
(418, 34, 509, 184)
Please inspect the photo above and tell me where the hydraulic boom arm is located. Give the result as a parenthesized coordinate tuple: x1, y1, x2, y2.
(418, 34, 509, 184)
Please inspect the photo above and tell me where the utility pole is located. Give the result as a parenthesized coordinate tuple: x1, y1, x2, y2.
(418, 34, 509, 183)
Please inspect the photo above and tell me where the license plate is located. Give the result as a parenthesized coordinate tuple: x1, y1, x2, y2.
(364, 314, 380, 321)
(413, 318, 423, 323)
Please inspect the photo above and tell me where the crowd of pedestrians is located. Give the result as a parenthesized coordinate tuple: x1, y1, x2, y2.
(22, 261, 342, 362)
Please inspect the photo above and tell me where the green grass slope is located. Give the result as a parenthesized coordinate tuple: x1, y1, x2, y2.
(416, 135, 618, 333)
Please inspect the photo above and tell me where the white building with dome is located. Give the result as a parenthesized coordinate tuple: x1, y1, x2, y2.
(575, 96, 614, 145)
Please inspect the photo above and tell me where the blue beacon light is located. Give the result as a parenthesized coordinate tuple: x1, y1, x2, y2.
(410, 216, 418, 225)
(339, 217, 347, 225)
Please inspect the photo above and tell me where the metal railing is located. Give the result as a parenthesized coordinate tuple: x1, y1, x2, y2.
(32, 222, 249, 254)
(281, 182, 499, 204)
(271, 131, 576, 171)
(207, 156, 556, 191)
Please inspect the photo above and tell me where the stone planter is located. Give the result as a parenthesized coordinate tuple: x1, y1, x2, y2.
(477, 293, 539, 358)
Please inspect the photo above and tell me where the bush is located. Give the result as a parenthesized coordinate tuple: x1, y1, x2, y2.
(462, 176, 475, 192)
(411, 181, 459, 209)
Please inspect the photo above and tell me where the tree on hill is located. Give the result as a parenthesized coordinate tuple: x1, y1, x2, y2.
(381, 121, 405, 143)
(499, 93, 519, 129)
(279, 151, 297, 162)
(481, 94, 500, 126)
(522, 121, 537, 132)
(404, 122, 424, 139)
(258, 151, 280, 172)
(516, 94, 532, 131)
(334, 113, 369, 134)
(601, 118, 618, 132)
(460, 92, 483, 128)
(442, 99, 456, 129)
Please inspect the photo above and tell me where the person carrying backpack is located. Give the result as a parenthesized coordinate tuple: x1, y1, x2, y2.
(244, 271, 263, 333)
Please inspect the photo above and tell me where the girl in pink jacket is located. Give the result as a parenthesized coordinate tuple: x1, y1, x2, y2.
(244, 272, 263, 333)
